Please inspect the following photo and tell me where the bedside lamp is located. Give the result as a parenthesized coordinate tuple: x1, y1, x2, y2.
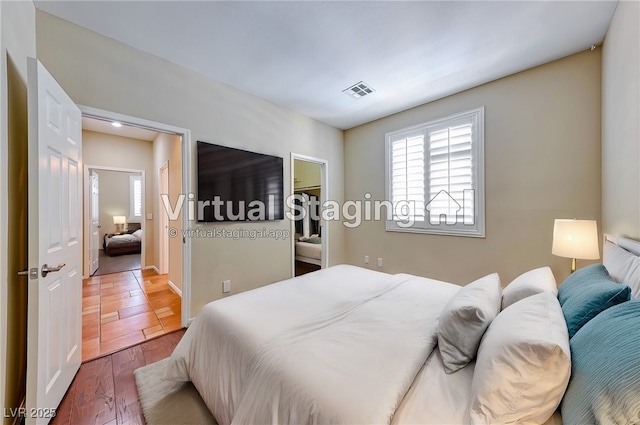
(552, 219, 600, 273)
(113, 216, 126, 234)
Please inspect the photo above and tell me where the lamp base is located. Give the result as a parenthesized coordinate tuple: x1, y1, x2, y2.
(571, 258, 577, 274)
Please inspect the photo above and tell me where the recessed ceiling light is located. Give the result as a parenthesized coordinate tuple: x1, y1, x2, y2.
(111, 122, 122, 128)
(343, 81, 375, 99)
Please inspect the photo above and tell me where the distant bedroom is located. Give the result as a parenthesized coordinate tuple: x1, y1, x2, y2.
(92, 169, 143, 275)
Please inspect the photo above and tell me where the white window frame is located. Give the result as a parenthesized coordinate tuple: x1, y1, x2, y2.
(129, 174, 143, 221)
(385, 107, 485, 237)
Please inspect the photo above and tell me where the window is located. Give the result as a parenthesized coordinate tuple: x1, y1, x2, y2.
(385, 107, 485, 237)
(129, 174, 143, 220)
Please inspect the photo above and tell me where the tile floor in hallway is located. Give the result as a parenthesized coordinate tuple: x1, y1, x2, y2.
(82, 269, 182, 362)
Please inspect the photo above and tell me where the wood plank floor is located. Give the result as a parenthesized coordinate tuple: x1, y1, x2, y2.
(51, 329, 185, 425)
(83, 269, 182, 361)
(295, 260, 321, 276)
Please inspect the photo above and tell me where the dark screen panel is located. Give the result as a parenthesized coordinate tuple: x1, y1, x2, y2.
(197, 141, 284, 222)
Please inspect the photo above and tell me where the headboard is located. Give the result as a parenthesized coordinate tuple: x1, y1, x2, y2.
(127, 222, 142, 233)
(603, 234, 640, 298)
(604, 234, 640, 256)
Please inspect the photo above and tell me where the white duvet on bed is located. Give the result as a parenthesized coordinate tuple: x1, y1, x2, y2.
(167, 265, 461, 425)
(392, 350, 564, 425)
(392, 350, 475, 424)
(106, 233, 140, 247)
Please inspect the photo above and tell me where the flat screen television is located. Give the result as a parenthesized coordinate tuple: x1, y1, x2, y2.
(197, 141, 284, 222)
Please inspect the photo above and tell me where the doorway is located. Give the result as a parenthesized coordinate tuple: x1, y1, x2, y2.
(79, 110, 190, 360)
(17, 60, 193, 419)
(80, 106, 191, 325)
(291, 153, 329, 277)
(85, 165, 145, 277)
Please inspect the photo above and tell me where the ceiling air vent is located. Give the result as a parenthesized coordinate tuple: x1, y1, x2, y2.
(343, 81, 375, 99)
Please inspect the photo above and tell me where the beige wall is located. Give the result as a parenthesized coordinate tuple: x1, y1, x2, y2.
(602, 0, 640, 238)
(153, 132, 183, 291)
(1, 1, 36, 422)
(36, 10, 345, 316)
(97, 170, 141, 241)
(83, 130, 155, 266)
(344, 50, 602, 286)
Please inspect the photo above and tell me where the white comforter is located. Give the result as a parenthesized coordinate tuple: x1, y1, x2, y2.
(167, 265, 461, 425)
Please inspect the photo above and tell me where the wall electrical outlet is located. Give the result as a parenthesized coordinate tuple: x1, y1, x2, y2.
(364, 255, 369, 264)
(223, 280, 231, 293)
(377, 258, 383, 267)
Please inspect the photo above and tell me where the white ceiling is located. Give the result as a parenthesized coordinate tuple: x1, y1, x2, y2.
(82, 116, 159, 141)
(36, 1, 617, 130)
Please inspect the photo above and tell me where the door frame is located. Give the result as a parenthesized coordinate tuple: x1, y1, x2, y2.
(80, 105, 193, 327)
(88, 169, 99, 275)
(0, 2, 6, 414)
(290, 153, 329, 276)
(83, 165, 146, 274)
(158, 162, 169, 275)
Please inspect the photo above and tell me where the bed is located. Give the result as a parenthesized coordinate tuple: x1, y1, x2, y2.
(167, 236, 640, 425)
(295, 236, 322, 265)
(103, 222, 142, 256)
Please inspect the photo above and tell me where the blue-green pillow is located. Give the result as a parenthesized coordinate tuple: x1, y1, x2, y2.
(561, 300, 640, 424)
(557, 264, 631, 338)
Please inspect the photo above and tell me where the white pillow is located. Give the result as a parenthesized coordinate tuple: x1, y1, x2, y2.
(437, 273, 502, 373)
(469, 292, 571, 425)
(501, 266, 557, 309)
(603, 241, 640, 298)
(132, 229, 143, 240)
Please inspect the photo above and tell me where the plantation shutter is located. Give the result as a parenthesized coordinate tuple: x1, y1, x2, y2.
(131, 175, 142, 218)
(390, 133, 425, 221)
(427, 116, 474, 224)
(385, 107, 484, 237)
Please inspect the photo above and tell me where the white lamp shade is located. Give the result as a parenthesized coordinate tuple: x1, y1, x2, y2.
(113, 216, 126, 225)
(552, 219, 600, 260)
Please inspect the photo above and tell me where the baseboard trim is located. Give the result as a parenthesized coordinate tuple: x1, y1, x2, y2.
(143, 265, 160, 274)
(168, 280, 182, 297)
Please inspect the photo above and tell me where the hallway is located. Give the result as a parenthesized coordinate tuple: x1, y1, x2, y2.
(82, 269, 182, 362)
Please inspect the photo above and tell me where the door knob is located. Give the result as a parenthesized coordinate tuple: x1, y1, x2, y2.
(41, 263, 65, 278)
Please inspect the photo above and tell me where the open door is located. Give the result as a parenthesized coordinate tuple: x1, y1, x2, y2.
(24, 58, 82, 424)
(89, 170, 100, 275)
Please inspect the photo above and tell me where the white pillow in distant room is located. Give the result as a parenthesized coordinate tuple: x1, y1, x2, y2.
(469, 292, 571, 425)
(132, 229, 143, 240)
(501, 266, 557, 309)
(437, 273, 502, 373)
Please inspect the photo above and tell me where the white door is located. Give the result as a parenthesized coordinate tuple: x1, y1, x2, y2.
(159, 164, 169, 274)
(89, 170, 100, 275)
(25, 58, 82, 425)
